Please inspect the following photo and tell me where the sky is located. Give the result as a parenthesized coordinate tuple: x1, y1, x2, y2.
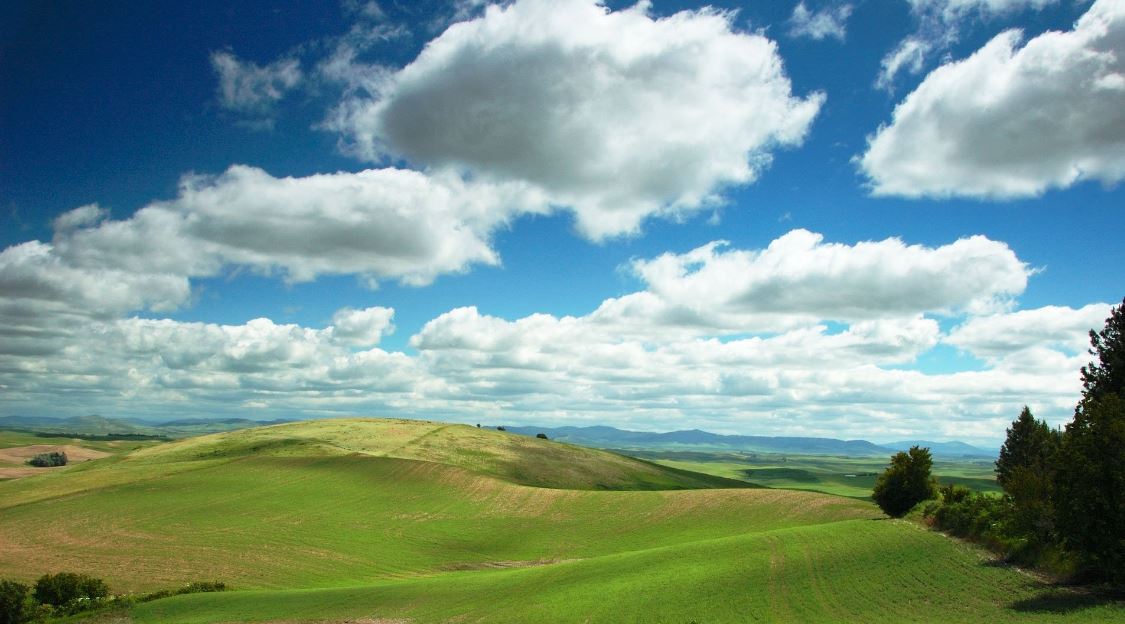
(1, 0, 1123, 446)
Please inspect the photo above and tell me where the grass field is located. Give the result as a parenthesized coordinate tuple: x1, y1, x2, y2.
(630, 449, 1001, 498)
(0, 419, 1118, 623)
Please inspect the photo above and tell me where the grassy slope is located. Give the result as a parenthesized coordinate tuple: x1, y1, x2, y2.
(0, 418, 1118, 623)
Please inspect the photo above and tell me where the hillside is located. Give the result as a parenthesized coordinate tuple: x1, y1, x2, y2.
(129, 418, 750, 490)
(0, 418, 1117, 623)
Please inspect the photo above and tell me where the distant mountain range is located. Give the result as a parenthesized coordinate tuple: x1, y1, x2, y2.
(504, 425, 997, 458)
(0, 414, 292, 438)
(0, 415, 997, 458)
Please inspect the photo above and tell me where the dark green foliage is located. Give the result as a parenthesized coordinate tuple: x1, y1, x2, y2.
(872, 446, 937, 518)
(536, 433, 548, 440)
(995, 407, 1060, 541)
(1054, 393, 1125, 583)
(995, 407, 1058, 489)
(32, 572, 108, 608)
(0, 580, 29, 624)
(26, 451, 66, 467)
(1079, 298, 1125, 405)
(138, 581, 226, 603)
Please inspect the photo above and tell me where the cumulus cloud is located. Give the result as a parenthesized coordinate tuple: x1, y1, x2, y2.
(945, 303, 1112, 358)
(862, 0, 1125, 197)
(211, 51, 302, 127)
(0, 227, 1102, 443)
(789, 2, 854, 41)
(325, 0, 823, 239)
(620, 230, 1029, 330)
(53, 165, 547, 286)
(876, 0, 1059, 89)
(329, 306, 395, 347)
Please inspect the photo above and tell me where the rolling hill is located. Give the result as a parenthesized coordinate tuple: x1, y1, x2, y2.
(0, 418, 1117, 623)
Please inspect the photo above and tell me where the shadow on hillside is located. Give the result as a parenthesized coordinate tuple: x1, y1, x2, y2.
(1009, 588, 1121, 614)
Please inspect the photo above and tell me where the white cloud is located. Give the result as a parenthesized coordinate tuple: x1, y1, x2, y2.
(945, 303, 1112, 358)
(329, 306, 395, 347)
(620, 230, 1029, 330)
(0, 228, 1103, 444)
(210, 51, 302, 127)
(861, 0, 1125, 197)
(875, 37, 932, 91)
(325, 0, 823, 239)
(877, 0, 1059, 89)
(789, 2, 854, 42)
(53, 165, 548, 287)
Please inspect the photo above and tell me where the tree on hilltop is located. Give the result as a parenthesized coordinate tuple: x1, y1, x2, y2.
(872, 446, 937, 518)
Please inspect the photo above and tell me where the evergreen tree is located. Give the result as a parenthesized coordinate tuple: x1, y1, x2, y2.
(995, 406, 1057, 490)
(1054, 297, 1125, 583)
(1079, 297, 1125, 406)
(872, 446, 937, 518)
(996, 407, 1059, 541)
(1054, 393, 1125, 583)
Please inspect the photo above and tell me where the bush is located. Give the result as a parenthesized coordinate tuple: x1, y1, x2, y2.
(33, 572, 107, 609)
(872, 446, 937, 518)
(26, 452, 67, 468)
(535, 433, 548, 440)
(0, 580, 29, 624)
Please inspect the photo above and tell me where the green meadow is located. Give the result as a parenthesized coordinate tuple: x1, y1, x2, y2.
(0, 419, 1119, 623)
(631, 449, 1001, 498)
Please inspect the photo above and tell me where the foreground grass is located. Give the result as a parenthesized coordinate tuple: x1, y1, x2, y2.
(132, 520, 1123, 623)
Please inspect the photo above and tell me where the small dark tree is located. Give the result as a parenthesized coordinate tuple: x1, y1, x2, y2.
(536, 433, 548, 440)
(27, 452, 67, 468)
(0, 580, 29, 624)
(872, 446, 937, 518)
(33, 572, 107, 608)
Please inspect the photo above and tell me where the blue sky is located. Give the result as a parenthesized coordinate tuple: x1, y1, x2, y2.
(1, 0, 1122, 445)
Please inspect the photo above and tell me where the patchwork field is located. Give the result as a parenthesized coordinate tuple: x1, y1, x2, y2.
(632, 449, 1001, 498)
(0, 419, 1118, 623)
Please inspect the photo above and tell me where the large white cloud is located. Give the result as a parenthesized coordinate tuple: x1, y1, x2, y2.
(617, 230, 1029, 331)
(52, 165, 547, 287)
(945, 303, 1112, 358)
(325, 0, 823, 239)
(862, 0, 1125, 197)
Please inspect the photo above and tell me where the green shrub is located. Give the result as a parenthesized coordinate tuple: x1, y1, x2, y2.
(26, 452, 67, 468)
(32, 572, 107, 609)
(0, 579, 30, 624)
(872, 446, 937, 518)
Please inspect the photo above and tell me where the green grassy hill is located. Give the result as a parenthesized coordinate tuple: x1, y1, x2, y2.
(0, 418, 1118, 623)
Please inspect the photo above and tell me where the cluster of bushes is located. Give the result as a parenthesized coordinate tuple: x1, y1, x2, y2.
(25, 452, 66, 468)
(913, 298, 1125, 585)
(0, 573, 225, 623)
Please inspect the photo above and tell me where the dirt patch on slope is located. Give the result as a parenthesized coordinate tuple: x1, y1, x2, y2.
(0, 444, 110, 479)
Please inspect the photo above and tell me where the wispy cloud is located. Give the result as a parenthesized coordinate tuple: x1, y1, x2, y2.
(789, 2, 854, 42)
(210, 51, 302, 129)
